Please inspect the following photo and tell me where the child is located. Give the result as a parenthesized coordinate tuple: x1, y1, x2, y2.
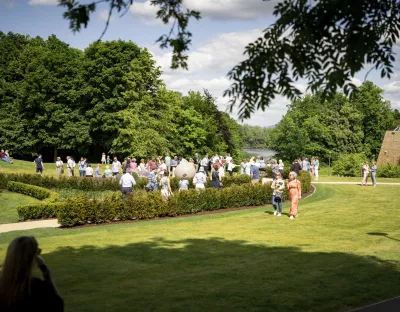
(106, 155, 111, 164)
(179, 174, 189, 192)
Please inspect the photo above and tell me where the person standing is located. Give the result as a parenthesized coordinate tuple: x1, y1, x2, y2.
(78, 157, 86, 177)
(106, 155, 111, 164)
(0, 236, 64, 311)
(245, 159, 251, 176)
(278, 159, 284, 178)
(250, 164, 260, 185)
(361, 161, 370, 186)
(211, 165, 222, 189)
(95, 164, 102, 178)
(193, 153, 199, 172)
(112, 157, 121, 177)
(158, 159, 167, 177)
(271, 172, 285, 216)
(160, 171, 172, 201)
(288, 171, 302, 219)
(34, 155, 44, 175)
(85, 164, 93, 177)
(104, 165, 113, 178)
(179, 174, 189, 191)
(146, 167, 158, 191)
(200, 154, 209, 176)
(290, 159, 301, 176)
(193, 167, 207, 190)
(165, 153, 171, 174)
(171, 156, 178, 177)
(66, 156, 75, 177)
(55, 157, 63, 180)
(101, 153, 106, 164)
(371, 161, 377, 187)
(314, 157, 320, 180)
(119, 168, 136, 198)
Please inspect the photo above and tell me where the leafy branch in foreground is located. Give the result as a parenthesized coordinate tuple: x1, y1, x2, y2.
(58, 0, 200, 70)
(224, 0, 400, 120)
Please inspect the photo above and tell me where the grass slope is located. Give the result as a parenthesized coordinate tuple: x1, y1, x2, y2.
(0, 190, 39, 224)
(0, 184, 399, 311)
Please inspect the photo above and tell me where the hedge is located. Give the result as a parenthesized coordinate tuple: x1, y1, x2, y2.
(7, 181, 59, 202)
(1, 172, 259, 192)
(57, 171, 312, 227)
(17, 202, 66, 221)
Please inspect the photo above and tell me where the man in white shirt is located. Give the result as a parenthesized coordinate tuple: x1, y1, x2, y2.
(165, 153, 171, 173)
(119, 168, 136, 197)
(200, 154, 209, 174)
(66, 156, 75, 177)
(112, 157, 121, 176)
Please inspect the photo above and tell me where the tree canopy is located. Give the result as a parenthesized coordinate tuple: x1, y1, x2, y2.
(268, 82, 397, 161)
(59, 0, 400, 119)
(0, 32, 242, 160)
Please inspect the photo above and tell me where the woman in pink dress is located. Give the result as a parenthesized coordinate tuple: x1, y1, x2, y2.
(288, 171, 302, 219)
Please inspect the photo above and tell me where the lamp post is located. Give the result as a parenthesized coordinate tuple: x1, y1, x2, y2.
(328, 151, 332, 176)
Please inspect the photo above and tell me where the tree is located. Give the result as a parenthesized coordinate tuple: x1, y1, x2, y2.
(0, 33, 91, 158)
(351, 81, 395, 156)
(60, 0, 400, 119)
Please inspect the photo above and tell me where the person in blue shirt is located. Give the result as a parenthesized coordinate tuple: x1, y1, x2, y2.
(250, 164, 260, 185)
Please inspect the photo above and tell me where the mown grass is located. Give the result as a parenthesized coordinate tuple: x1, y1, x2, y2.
(0, 190, 39, 224)
(0, 184, 399, 312)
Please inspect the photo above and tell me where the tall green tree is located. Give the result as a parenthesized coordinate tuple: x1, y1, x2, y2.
(351, 81, 395, 156)
(0, 33, 91, 157)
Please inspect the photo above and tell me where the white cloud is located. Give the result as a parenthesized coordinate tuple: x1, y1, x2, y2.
(154, 28, 290, 126)
(153, 29, 262, 75)
(129, 0, 161, 25)
(382, 81, 400, 94)
(28, 0, 58, 5)
(351, 77, 362, 87)
(183, 0, 279, 20)
(98, 9, 115, 22)
(130, 0, 278, 24)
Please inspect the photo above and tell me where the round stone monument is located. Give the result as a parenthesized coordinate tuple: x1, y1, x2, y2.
(174, 160, 196, 179)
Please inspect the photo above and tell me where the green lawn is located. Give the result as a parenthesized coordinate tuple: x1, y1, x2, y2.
(0, 184, 399, 311)
(0, 190, 39, 224)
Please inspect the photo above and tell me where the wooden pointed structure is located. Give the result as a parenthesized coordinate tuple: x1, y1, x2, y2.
(377, 126, 400, 166)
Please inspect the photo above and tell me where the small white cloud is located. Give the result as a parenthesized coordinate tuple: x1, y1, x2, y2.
(98, 9, 115, 22)
(28, 0, 58, 5)
(129, 0, 161, 25)
(350, 77, 363, 87)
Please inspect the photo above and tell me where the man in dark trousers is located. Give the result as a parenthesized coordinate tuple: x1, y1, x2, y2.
(34, 155, 44, 175)
(290, 159, 301, 176)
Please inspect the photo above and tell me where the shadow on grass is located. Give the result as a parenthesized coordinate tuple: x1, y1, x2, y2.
(367, 232, 400, 242)
(42, 238, 400, 312)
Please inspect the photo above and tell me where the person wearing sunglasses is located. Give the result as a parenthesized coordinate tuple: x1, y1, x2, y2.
(0, 236, 64, 311)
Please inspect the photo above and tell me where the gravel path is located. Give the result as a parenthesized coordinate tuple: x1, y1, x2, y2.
(0, 219, 60, 233)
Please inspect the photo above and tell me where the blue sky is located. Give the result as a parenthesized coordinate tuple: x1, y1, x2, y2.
(1, 0, 400, 127)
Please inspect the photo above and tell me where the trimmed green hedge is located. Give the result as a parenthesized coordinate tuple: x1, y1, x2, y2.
(57, 172, 312, 227)
(7, 181, 59, 202)
(17, 202, 66, 221)
(1, 172, 258, 192)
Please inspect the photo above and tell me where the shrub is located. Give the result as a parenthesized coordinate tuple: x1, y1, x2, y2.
(17, 202, 66, 221)
(332, 153, 366, 177)
(7, 181, 59, 202)
(377, 164, 400, 178)
(16, 172, 312, 226)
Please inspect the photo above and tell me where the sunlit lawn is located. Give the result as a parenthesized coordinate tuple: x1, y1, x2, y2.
(0, 184, 399, 312)
(0, 190, 39, 224)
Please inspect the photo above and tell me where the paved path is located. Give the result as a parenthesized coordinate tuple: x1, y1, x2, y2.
(350, 296, 400, 311)
(0, 219, 60, 233)
(313, 182, 400, 185)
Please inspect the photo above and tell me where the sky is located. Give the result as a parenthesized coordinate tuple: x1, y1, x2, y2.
(1, 0, 400, 127)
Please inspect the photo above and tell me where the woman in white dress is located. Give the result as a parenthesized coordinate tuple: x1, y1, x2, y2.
(193, 167, 207, 189)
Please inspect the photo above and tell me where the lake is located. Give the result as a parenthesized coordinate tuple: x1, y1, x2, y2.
(243, 148, 277, 157)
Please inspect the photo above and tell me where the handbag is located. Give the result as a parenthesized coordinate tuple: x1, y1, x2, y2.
(274, 191, 283, 201)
